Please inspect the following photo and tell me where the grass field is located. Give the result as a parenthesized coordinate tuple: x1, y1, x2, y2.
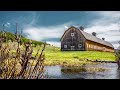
(31, 44, 116, 66)
(7, 42, 116, 66)
(1, 32, 116, 78)
(1, 32, 116, 67)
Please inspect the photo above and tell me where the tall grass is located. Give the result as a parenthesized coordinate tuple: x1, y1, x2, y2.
(115, 50, 120, 69)
(0, 31, 46, 79)
(30, 43, 116, 66)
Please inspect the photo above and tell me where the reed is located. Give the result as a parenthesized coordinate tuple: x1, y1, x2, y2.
(0, 30, 46, 79)
(115, 50, 120, 70)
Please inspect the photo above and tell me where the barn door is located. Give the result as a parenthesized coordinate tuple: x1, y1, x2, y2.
(78, 44, 82, 49)
(78, 43, 84, 50)
(71, 46, 75, 50)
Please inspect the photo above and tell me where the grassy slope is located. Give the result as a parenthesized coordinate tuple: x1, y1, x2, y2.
(6, 41, 116, 66)
(1, 31, 116, 67)
(2, 31, 115, 62)
(32, 45, 116, 66)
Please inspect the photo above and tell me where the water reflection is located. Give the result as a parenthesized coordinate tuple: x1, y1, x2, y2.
(44, 63, 120, 79)
(116, 70, 120, 79)
(44, 66, 62, 79)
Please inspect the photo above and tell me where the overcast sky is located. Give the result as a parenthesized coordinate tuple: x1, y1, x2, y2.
(0, 11, 120, 49)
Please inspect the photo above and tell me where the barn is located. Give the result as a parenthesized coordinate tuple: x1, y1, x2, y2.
(60, 26, 114, 52)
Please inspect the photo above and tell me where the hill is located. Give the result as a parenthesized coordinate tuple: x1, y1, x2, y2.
(31, 44, 116, 66)
(0, 31, 116, 66)
(0, 31, 44, 47)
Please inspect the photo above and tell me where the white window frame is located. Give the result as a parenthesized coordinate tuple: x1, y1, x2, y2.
(64, 45, 67, 48)
(71, 46, 75, 50)
(78, 44, 82, 48)
(71, 33, 74, 36)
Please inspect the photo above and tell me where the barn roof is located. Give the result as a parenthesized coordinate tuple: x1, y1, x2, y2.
(61, 26, 114, 48)
(80, 30, 114, 48)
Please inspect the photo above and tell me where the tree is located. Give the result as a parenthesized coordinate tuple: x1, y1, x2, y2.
(115, 21, 120, 69)
(116, 23, 120, 69)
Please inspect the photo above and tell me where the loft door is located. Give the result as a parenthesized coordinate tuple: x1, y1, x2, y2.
(71, 46, 75, 50)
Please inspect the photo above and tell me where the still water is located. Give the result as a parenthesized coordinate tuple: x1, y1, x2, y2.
(44, 63, 120, 79)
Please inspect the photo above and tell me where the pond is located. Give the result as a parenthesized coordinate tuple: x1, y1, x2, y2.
(43, 63, 120, 79)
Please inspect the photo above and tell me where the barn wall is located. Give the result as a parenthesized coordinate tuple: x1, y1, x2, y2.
(61, 27, 114, 53)
(85, 40, 114, 52)
(61, 27, 86, 51)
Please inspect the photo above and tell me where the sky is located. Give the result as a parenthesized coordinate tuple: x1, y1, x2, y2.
(0, 11, 120, 49)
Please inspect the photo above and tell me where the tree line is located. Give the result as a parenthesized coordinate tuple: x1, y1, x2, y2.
(0, 31, 43, 47)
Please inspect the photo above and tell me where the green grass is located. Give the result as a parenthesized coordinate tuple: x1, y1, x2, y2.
(32, 44, 116, 66)
(1, 31, 116, 66)
(8, 42, 116, 66)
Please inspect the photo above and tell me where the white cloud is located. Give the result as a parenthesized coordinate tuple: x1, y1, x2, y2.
(7, 22, 10, 25)
(98, 11, 120, 18)
(85, 24, 119, 34)
(64, 25, 69, 29)
(46, 41, 61, 47)
(23, 25, 65, 41)
(23, 22, 73, 47)
(4, 22, 11, 27)
(23, 11, 120, 49)
(85, 11, 120, 49)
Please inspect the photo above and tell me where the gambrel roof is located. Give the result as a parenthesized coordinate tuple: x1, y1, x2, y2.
(60, 26, 114, 48)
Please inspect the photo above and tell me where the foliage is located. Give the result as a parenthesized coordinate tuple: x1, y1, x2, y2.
(0, 31, 43, 47)
(31, 45, 116, 66)
(0, 31, 116, 68)
(115, 50, 120, 60)
(0, 32, 46, 79)
(115, 49, 120, 69)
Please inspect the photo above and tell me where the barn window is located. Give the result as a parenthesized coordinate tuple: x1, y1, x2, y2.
(64, 45, 67, 48)
(71, 46, 75, 50)
(71, 33, 74, 36)
(103, 47, 105, 50)
(78, 44, 82, 48)
(90, 44, 91, 48)
(86, 44, 88, 48)
(95, 46, 97, 49)
(92, 45, 94, 49)
(91, 44, 92, 48)
(88, 44, 90, 48)
(91, 45, 93, 49)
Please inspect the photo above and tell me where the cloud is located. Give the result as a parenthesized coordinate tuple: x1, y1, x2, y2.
(64, 25, 69, 29)
(23, 25, 64, 41)
(98, 11, 120, 18)
(23, 11, 120, 49)
(4, 22, 11, 27)
(84, 11, 120, 49)
(29, 12, 41, 26)
(23, 22, 73, 47)
(46, 41, 61, 47)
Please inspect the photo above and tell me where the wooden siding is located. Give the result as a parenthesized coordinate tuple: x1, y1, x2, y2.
(61, 27, 86, 51)
(85, 40, 114, 52)
(61, 26, 114, 53)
